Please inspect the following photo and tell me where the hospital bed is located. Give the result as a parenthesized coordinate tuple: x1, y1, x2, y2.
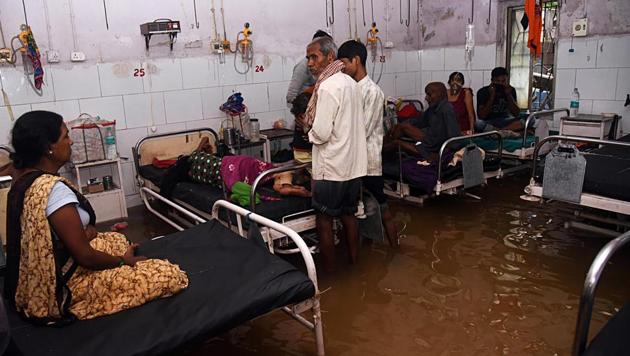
(572, 230, 630, 355)
(473, 108, 569, 174)
(523, 134, 630, 235)
(132, 128, 317, 254)
(0, 199, 325, 356)
(383, 131, 504, 205)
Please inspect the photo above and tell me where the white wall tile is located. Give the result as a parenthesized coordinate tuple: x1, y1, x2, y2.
(121, 162, 139, 195)
(125, 194, 143, 208)
(616, 68, 630, 101)
(115, 127, 148, 160)
(250, 54, 284, 83)
(592, 100, 628, 117)
(0, 67, 55, 105)
(421, 48, 444, 71)
(51, 65, 101, 100)
(482, 70, 492, 85)
(283, 56, 304, 81)
(185, 118, 222, 132)
(0, 104, 31, 145)
(181, 57, 219, 89)
(79, 96, 127, 129)
(444, 47, 466, 70)
(418, 71, 431, 96)
(576, 69, 618, 101)
(431, 71, 450, 82)
(142, 59, 183, 92)
(405, 51, 421, 72)
(466, 71, 484, 93)
(201, 87, 225, 119)
(148, 123, 187, 136)
(377, 73, 395, 98)
(251, 111, 286, 130)
(554, 69, 576, 99)
(164, 89, 203, 123)
(395, 73, 416, 97)
(223, 84, 269, 113)
(471, 44, 496, 70)
(557, 37, 598, 69)
(98, 62, 144, 96)
(123, 93, 166, 129)
(217, 61, 248, 85)
(31, 100, 81, 121)
(268, 81, 289, 111)
(385, 51, 407, 73)
(596, 36, 630, 69)
(553, 99, 570, 128)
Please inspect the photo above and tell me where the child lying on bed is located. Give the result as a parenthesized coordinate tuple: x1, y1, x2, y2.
(183, 137, 311, 198)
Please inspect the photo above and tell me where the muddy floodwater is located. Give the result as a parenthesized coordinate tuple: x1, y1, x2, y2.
(125, 174, 629, 355)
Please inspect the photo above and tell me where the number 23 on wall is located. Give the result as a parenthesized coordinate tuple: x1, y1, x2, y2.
(133, 68, 145, 77)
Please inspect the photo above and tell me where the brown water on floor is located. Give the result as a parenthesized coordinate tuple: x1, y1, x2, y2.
(128, 174, 629, 356)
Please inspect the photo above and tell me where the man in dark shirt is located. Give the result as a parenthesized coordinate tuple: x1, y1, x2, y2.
(476, 67, 522, 131)
(386, 82, 461, 159)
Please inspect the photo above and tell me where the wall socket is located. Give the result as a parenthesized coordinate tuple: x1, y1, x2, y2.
(46, 50, 60, 63)
(70, 51, 86, 62)
(572, 18, 588, 37)
(384, 41, 395, 49)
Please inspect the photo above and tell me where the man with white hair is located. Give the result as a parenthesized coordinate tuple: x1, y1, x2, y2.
(299, 36, 367, 272)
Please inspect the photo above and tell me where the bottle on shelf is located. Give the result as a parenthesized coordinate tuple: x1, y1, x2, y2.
(569, 87, 580, 118)
(105, 127, 117, 160)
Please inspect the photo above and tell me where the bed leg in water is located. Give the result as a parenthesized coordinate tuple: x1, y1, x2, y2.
(212, 200, 326, 355)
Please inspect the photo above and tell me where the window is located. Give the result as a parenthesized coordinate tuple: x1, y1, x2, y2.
(506, 1, 559, 111)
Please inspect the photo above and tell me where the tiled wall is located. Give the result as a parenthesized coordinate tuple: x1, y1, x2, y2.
(1, 34, 628, 207)
(0, 49, 434, 206)
(552, 34, 630, 130)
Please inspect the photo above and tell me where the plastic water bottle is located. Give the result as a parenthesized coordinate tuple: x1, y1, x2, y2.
(569, 88, 580, 118)
(250, 118, 260, 142)
(105, 127, 117, 160)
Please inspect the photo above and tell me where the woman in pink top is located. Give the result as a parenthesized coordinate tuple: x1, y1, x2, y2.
(447, 72, 476, 135)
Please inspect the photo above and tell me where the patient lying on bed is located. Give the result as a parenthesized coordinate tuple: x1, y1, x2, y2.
(186, 137, 311, 198)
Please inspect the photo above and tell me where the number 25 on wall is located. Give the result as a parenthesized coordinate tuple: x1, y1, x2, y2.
(133, 68, 146, 77)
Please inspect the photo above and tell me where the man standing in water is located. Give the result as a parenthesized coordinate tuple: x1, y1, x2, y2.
(337, 40, 398, 247)
(300, 36, 367, 272)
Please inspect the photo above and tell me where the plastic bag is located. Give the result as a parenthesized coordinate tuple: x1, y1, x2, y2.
(68, 113, 116, 164)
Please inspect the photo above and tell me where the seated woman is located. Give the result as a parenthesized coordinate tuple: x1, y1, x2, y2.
(4, 111, 188, 323)
(447, 72, 476, 135)
(185, 137, 311, 198)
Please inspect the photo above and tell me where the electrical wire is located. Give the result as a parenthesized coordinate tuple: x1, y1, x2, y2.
(42, 0, 54, 50)
(68, 0, 78, 51)
(233, 32, 253, 75)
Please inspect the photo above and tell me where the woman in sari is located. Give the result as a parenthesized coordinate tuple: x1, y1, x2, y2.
(4, 111, 188, 324)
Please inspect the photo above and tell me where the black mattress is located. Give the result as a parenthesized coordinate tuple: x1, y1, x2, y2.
(138, 165, 313, 222)
(583, 302, 630, 356)
(382, 155, 502, 191)
(535, 134, 630, 201)
(4, 221, 315, 356)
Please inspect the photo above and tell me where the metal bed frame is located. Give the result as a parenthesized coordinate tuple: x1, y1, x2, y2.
(572, 230, 630, 355)
(133, 128, 318, 253)
(523, 135, 630, 236)
(383, 130, 504, 205)
(484, 108, 569, 175)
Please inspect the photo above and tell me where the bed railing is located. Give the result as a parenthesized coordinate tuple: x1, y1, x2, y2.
(528, 135, 630, 185)
(211, 199, 325, 355)
(436, 130, 503, 186)
(521, 108, 569, 148)
(132, 128, 219, 181)
(139, 187, 207, 231)
(572, 231, 630, 356)
(249, 162, 312, 212)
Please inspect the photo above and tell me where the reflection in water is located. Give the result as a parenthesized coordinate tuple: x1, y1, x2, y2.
(183, 175, 629, 355)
